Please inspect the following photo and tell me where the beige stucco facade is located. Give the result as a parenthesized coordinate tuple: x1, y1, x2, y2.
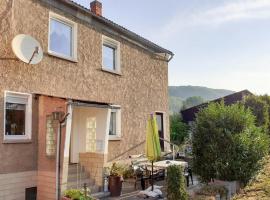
(0, 0, 171, 199)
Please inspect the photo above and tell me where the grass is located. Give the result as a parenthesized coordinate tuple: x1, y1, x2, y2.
(233, 156, 270, 200)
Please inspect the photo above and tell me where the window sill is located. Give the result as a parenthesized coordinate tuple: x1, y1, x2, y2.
(47, 51, 78, 63)
(101, 68, 122, 76)
(109, 135, 122, 141)
(3, 139, 32, 144)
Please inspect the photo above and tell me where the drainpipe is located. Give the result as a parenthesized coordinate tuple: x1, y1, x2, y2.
(168, 53, 174, 62)
(53, 111, 70, 200)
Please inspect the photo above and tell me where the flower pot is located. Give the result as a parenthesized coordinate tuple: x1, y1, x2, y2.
(109, 175, 122, 197)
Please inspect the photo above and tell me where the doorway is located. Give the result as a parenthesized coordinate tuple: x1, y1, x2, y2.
(69, 106, 110, 163)
(155, 112, 164, 151)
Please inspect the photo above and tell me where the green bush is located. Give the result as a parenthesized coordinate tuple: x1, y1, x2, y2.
(64, 189, 93, 200)
(192, 102, 269, 184)
(170, 113, 189, 145)
(243, 94, 270, 135)
(243, 95, 269, 133)
(109, 162, 125, 177)
(167, 165, 188, 200)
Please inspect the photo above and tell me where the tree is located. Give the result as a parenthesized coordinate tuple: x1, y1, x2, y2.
(192, 102, 269, 184)
(182, 96, 204, 110)
(170, 113, 188, 145)
(243, 95, 269, 133)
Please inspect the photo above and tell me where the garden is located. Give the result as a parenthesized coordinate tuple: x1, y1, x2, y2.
(62, 95, 270, 200)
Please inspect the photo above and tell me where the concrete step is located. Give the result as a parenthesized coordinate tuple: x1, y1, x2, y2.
(67, 182, 100, 193)
(67, 164, 100, 194)
(68, 173, 90, 181)
(68, 177, 95, 186)
(68, 165, 86, 173)
(92, 191, 110, 199)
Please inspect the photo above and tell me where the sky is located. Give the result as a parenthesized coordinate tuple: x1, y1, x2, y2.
(75, 0, 270, 95)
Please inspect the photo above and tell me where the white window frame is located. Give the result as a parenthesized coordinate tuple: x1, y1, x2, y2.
(4, 91, 32, 142)
(109, 106, 121, 140)
(102, 35, 121, 74)
(48, 12, 78, 62)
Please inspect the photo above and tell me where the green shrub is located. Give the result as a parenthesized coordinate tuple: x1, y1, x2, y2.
(192, 102, 269, 184)
(109, 162, 125, 177)
(64, 189, 93, 200)
(167, 165, 188, 200)
(122, 165, 134, 179)
(243, 95, 269, 133)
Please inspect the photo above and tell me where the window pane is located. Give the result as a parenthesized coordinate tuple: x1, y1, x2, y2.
(5, 103, 26, 135)
(156, 114, 163, 132)
(103, 45, 116, 70)
(50, 18, 72, 57)
(109, 112, 116, 135)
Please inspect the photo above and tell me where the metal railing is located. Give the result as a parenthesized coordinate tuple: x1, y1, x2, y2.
(159, 137, 179, 160)
(108, 138, 179, 162)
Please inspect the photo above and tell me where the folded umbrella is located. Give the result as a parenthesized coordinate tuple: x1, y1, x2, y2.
(145, 114, 161, 191)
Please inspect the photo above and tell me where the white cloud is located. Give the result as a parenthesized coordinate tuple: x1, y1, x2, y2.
(196, 0, 270, 25)
(153, 0, 270, 43)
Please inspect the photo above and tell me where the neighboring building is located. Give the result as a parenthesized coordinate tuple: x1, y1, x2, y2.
(181, 90, 253, 123)
(0, 0, 173, 199)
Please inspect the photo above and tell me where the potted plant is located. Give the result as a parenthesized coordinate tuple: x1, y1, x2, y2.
(62, 188, 94, 200)
(108, 162, 125, 197)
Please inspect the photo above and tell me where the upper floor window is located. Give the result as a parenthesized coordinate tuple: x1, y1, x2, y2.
(4, 91, 32, 141)
(102, 36, 121, 73)
(49, 12, 77, 61)
(109, 107, 121, 140)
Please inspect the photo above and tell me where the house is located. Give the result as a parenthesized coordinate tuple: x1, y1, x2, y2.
(0, 0, 173, 199)
(181, 90, 253, 123)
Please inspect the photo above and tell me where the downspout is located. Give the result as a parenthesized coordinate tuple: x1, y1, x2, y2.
(167, 52, 174, 62)
(56, 113, 70, 200)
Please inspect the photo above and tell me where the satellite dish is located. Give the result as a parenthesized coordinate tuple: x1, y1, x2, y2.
(12, 34, 43, 64)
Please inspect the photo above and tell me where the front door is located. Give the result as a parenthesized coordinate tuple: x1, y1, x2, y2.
(156, 112, 164, 151)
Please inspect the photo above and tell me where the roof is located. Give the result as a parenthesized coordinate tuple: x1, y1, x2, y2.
(181, 90, 253, 123)
(44, 0, 173, 58)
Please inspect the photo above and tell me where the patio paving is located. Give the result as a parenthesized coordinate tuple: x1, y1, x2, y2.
(99, 176, 201, 200)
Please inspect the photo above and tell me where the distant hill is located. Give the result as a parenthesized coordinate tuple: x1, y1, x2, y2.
(169, 86, 234, 114)
(169, 86, 234, 101)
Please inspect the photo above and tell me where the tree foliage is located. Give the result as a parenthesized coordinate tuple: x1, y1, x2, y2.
(170, 113, 189, 145)
(192, 102, 269, 184)
(243, 95, 270, 134)
(182, 96, 204, 110)
(167, 165, 188, 200)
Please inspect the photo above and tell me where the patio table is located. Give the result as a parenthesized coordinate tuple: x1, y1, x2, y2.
(152, 160, 188, 169)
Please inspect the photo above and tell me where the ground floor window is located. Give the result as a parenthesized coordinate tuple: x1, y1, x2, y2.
(109, 107, 121, 139)
(4, 91, 32, 141)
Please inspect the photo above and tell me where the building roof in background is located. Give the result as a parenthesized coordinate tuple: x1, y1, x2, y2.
(181, 90, 253, 123)
(46, 0, 173, 58)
